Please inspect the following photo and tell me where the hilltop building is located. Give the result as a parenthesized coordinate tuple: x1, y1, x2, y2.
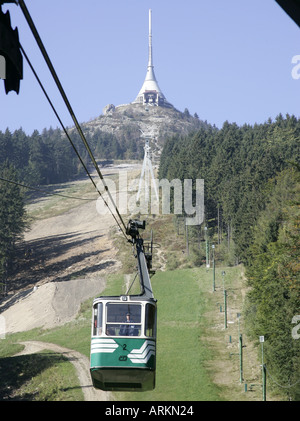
(132, 9, 173, 108)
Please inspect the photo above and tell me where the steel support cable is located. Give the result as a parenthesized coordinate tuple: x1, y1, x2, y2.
(19, 43, 128, 239)
(125, 272, 139, 295)
(17, 0, 128, 235)
(19, 45, 95, 190)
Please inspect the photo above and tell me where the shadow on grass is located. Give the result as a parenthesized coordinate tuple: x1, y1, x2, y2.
(0, 352, 76, 401)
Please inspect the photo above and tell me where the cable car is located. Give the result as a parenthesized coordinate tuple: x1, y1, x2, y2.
(90, 220, 157, 391)
(90, 294, 157, 391)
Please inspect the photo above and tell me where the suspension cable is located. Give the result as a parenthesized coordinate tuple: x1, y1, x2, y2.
(19, 43, 128, 239)
(125, 272, 139, 295)
(20, 44, 95, 188)
(17, 0, 128, 235)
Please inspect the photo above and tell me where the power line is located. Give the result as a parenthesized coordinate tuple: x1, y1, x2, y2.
(17, 0, 128, 237)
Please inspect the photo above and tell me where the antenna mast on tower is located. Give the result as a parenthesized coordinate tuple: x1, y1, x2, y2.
(133, 9, 173, 108)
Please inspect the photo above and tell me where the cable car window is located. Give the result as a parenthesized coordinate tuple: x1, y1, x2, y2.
(93, 302, 103, 336)
(106, 303, 141, 336)
(145, 303, 156, 337)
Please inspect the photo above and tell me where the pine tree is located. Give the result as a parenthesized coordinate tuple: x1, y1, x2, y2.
(245, 168, 300, 399)
(0, 163, 27, 294)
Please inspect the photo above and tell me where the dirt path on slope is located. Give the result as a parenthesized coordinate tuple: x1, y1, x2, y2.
(1, 187, 118, 333)
(0, 163, 140, 401)
(14, 341, 112, 401)
(1, 163, 141, 332)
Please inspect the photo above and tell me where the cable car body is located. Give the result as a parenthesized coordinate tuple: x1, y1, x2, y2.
(90, 295, 157, 391)
(90, 220, 157, 392)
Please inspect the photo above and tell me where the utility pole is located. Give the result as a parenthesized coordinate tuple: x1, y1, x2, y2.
(222, 271, 227, 328)
(260, 336, 266, 401)
(204, 226, 209, 268)
(224, 289, 227, 328)
(262, 364, 267, 401)
(227, 222, 230, 252)
(222, 270, 225, 290)
(237, 313, 243, 383)
(212, 244, 215, 292)
(217, 205, 220, 244)
(185, 220, 189, 256)
(239, 334, 243, 383)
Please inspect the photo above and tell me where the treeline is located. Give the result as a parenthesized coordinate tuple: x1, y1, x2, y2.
(0, 127, 84, 186)
(0, 163, 27, 295)
(159, 113, 300, 399)
(159, 113, 299, 262)
(0, 124, 144, 293)
(84, 127, 144, 161)
(0, 127, 84, 293)
(0, 126, 144, 187)
(245, 168, 299, 400)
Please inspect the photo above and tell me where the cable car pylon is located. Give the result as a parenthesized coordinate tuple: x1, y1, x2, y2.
(136, 133, 158, 207)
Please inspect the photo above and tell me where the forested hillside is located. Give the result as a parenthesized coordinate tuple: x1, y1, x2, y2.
(0, 126, 143, 188)
(0, 105, 207, 188)
(245, 168, 300, 400)
(0, 163, 27, 295)
(159, 113, 300, 400)
(1, 112, 299, 398)
(159, 113, 299, 262)
(0, 107, 202, 296)
(0, 128, 84, 186)
(0, 125, 119, 294)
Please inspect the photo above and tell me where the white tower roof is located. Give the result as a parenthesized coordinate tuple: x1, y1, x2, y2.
(133, 10, 173, 107)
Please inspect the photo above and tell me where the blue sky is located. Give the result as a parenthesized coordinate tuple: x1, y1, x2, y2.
(1, 0, 299, 134)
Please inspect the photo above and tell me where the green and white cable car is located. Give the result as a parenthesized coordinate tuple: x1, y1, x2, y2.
(90, 220, 157, 391)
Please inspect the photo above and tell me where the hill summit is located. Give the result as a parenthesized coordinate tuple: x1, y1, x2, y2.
(82, 103, 208, 161)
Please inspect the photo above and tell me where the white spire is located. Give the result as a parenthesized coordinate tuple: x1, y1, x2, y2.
(148, 8, 153, 68)
(133, 9, 172, 107)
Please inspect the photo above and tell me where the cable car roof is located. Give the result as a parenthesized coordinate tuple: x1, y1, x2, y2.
(93, 295, 157, 304)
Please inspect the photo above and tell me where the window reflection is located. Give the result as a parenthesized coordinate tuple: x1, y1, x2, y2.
(93, 302, 102, 336)
(93, 301, 156, 338)
(145, 303, 156, 337)
(106, 303, 141, 337)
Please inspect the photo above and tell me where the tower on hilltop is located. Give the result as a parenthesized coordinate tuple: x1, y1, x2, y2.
(133, 9, 173, 108)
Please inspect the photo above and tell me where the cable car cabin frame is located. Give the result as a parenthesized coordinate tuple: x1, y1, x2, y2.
(90, 295, 157, 391)
(90, 220, 157, 392)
